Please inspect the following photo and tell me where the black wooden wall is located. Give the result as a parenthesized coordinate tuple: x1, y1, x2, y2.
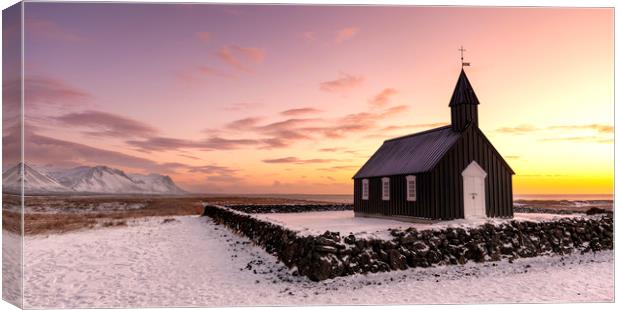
(451, 104, 478, 132)
(353, 125, 513, 220)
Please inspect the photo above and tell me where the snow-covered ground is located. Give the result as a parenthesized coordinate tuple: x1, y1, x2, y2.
(21, 215, 613, 308)
(252, 211, 586, 239)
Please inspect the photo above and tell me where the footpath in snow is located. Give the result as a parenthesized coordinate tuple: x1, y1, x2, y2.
(22, 215, 613, 308)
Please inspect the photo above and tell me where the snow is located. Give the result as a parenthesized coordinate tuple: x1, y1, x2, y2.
(252, 211, 587, 239)
(21, 215, 613, 308)
(2, 163, 71, 194)
(2, 230, 23, 307)
(2, 163, 186, 195)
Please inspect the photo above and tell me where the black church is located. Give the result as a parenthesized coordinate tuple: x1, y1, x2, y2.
(352, 69, 514, 221)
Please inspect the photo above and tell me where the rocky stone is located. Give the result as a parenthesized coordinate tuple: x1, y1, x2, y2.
(387, 249, 408, 270)
(202, 204, 613, 282)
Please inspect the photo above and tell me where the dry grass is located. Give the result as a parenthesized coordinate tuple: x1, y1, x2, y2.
(2, 194, 322, 235)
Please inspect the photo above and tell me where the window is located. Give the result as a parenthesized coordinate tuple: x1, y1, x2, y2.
(382, 177, 390, 200)
(362, 179, 369, 200)
(406, 175, 417, 201)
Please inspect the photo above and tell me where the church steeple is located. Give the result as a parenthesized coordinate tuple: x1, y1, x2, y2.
(449, 69, 480, 132)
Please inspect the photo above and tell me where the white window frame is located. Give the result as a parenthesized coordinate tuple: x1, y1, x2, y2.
(406, 175, 417, 201)
(362, 179, 369, 200)
(382, 177, 390, 201)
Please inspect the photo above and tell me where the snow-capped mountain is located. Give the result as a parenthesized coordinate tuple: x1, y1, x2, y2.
(52, 166, 146, 194)
(2, 163, 72, 194)
(129, 173, 186, 195)
(2, 163, 187, 195)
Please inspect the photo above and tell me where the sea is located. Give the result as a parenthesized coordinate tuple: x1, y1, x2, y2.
(217, 193, 613, 204)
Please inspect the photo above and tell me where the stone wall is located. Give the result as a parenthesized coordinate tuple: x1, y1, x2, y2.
(202, 204, 613, 281)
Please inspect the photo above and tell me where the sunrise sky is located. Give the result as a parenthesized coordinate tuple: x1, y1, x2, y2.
(11, 3, 613, 195)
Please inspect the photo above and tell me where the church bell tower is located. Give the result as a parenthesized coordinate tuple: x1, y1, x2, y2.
(449, 69, 480, 132)
(449, 46, 479, 132)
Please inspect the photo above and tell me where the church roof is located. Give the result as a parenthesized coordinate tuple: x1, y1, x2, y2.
(353, 125, 461, 179)
(448, 69, 480, 107)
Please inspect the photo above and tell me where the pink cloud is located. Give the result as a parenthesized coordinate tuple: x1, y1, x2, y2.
(226, 117, 264, 130)
(217, 47, 244, 71)
(6, 75, 91, 114)
(382, 122, 449, 131)
(197, 65, 233, 78)
(54, 110, 158, 138)
(26, 18, 87, 43)
(222, 102, 262, 111)
(369, 88, 398, 107)
(233, 45, 265, 63)
(196, 31, 211, 42)
(319, 73, 364, 92)
(335, 26, 359, 43)
(216, 45, 265, 72)
(303, 31, 316, 42)
(127, 136, 262, 152)
(262, 157, 339, 164)
(280, 107, 322, 116)
(381, 105, 409, 117)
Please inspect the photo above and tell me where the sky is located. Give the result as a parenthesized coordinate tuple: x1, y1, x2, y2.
(5, 3, 614, 195)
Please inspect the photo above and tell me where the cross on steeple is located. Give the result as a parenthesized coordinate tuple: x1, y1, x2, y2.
(459, 46, 471, 67)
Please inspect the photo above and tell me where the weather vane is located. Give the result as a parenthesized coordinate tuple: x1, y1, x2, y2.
(459, 46, 471, 67)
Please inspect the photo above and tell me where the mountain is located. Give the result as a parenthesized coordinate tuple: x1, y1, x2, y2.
(52, 166, 146, 194)
(2, 163, 72, 194)
(2, 163, 187, 195)
(129, 173, 186, 194)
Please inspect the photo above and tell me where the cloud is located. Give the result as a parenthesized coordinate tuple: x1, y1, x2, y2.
(188, 165, 237, 175)
(335, 26, 359, 43)
(539, 136, 612, 143)
(303, 31, 316, 42)
(196, 65, 233, 78)
(253, 118, 320, 144)
(234, 46, 265, 62)
(203, 136, 262, 149)
(369, 88, 398, 107)
(382, 122, 449, 131)
(20, 128, 169, 172)
(178, 153, 202, 160)
(319, 73, 363, 92)
(212, 104, 410, 150)
(381, 105, 409, 117)
(54, 110, 158, 138)
(317, 165, 359, 172)
(547, 124, 614, 134)
(497, 123, 613, 135)
(196, 31, 211, 42)
(26, 18, 87, 43)
(216, 45, 265, 72)
(127, 136, 261, 152)
(223, 102, 261, 111)
(280, 107, 322, 116)
(496, 124, 539, 134)
(206, 174, 243, 183)
(226, 117, 264, 130)
(4, 75, 91, 111)
(319, 147, 345, 152)
(177, 65, 233, 84)
(262, 157, 339, 164)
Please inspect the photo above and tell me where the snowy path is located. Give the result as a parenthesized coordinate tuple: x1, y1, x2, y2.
(23, 216, 613, 308)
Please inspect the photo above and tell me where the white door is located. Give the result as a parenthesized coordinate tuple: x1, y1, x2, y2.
(462, 161, 487, 219)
